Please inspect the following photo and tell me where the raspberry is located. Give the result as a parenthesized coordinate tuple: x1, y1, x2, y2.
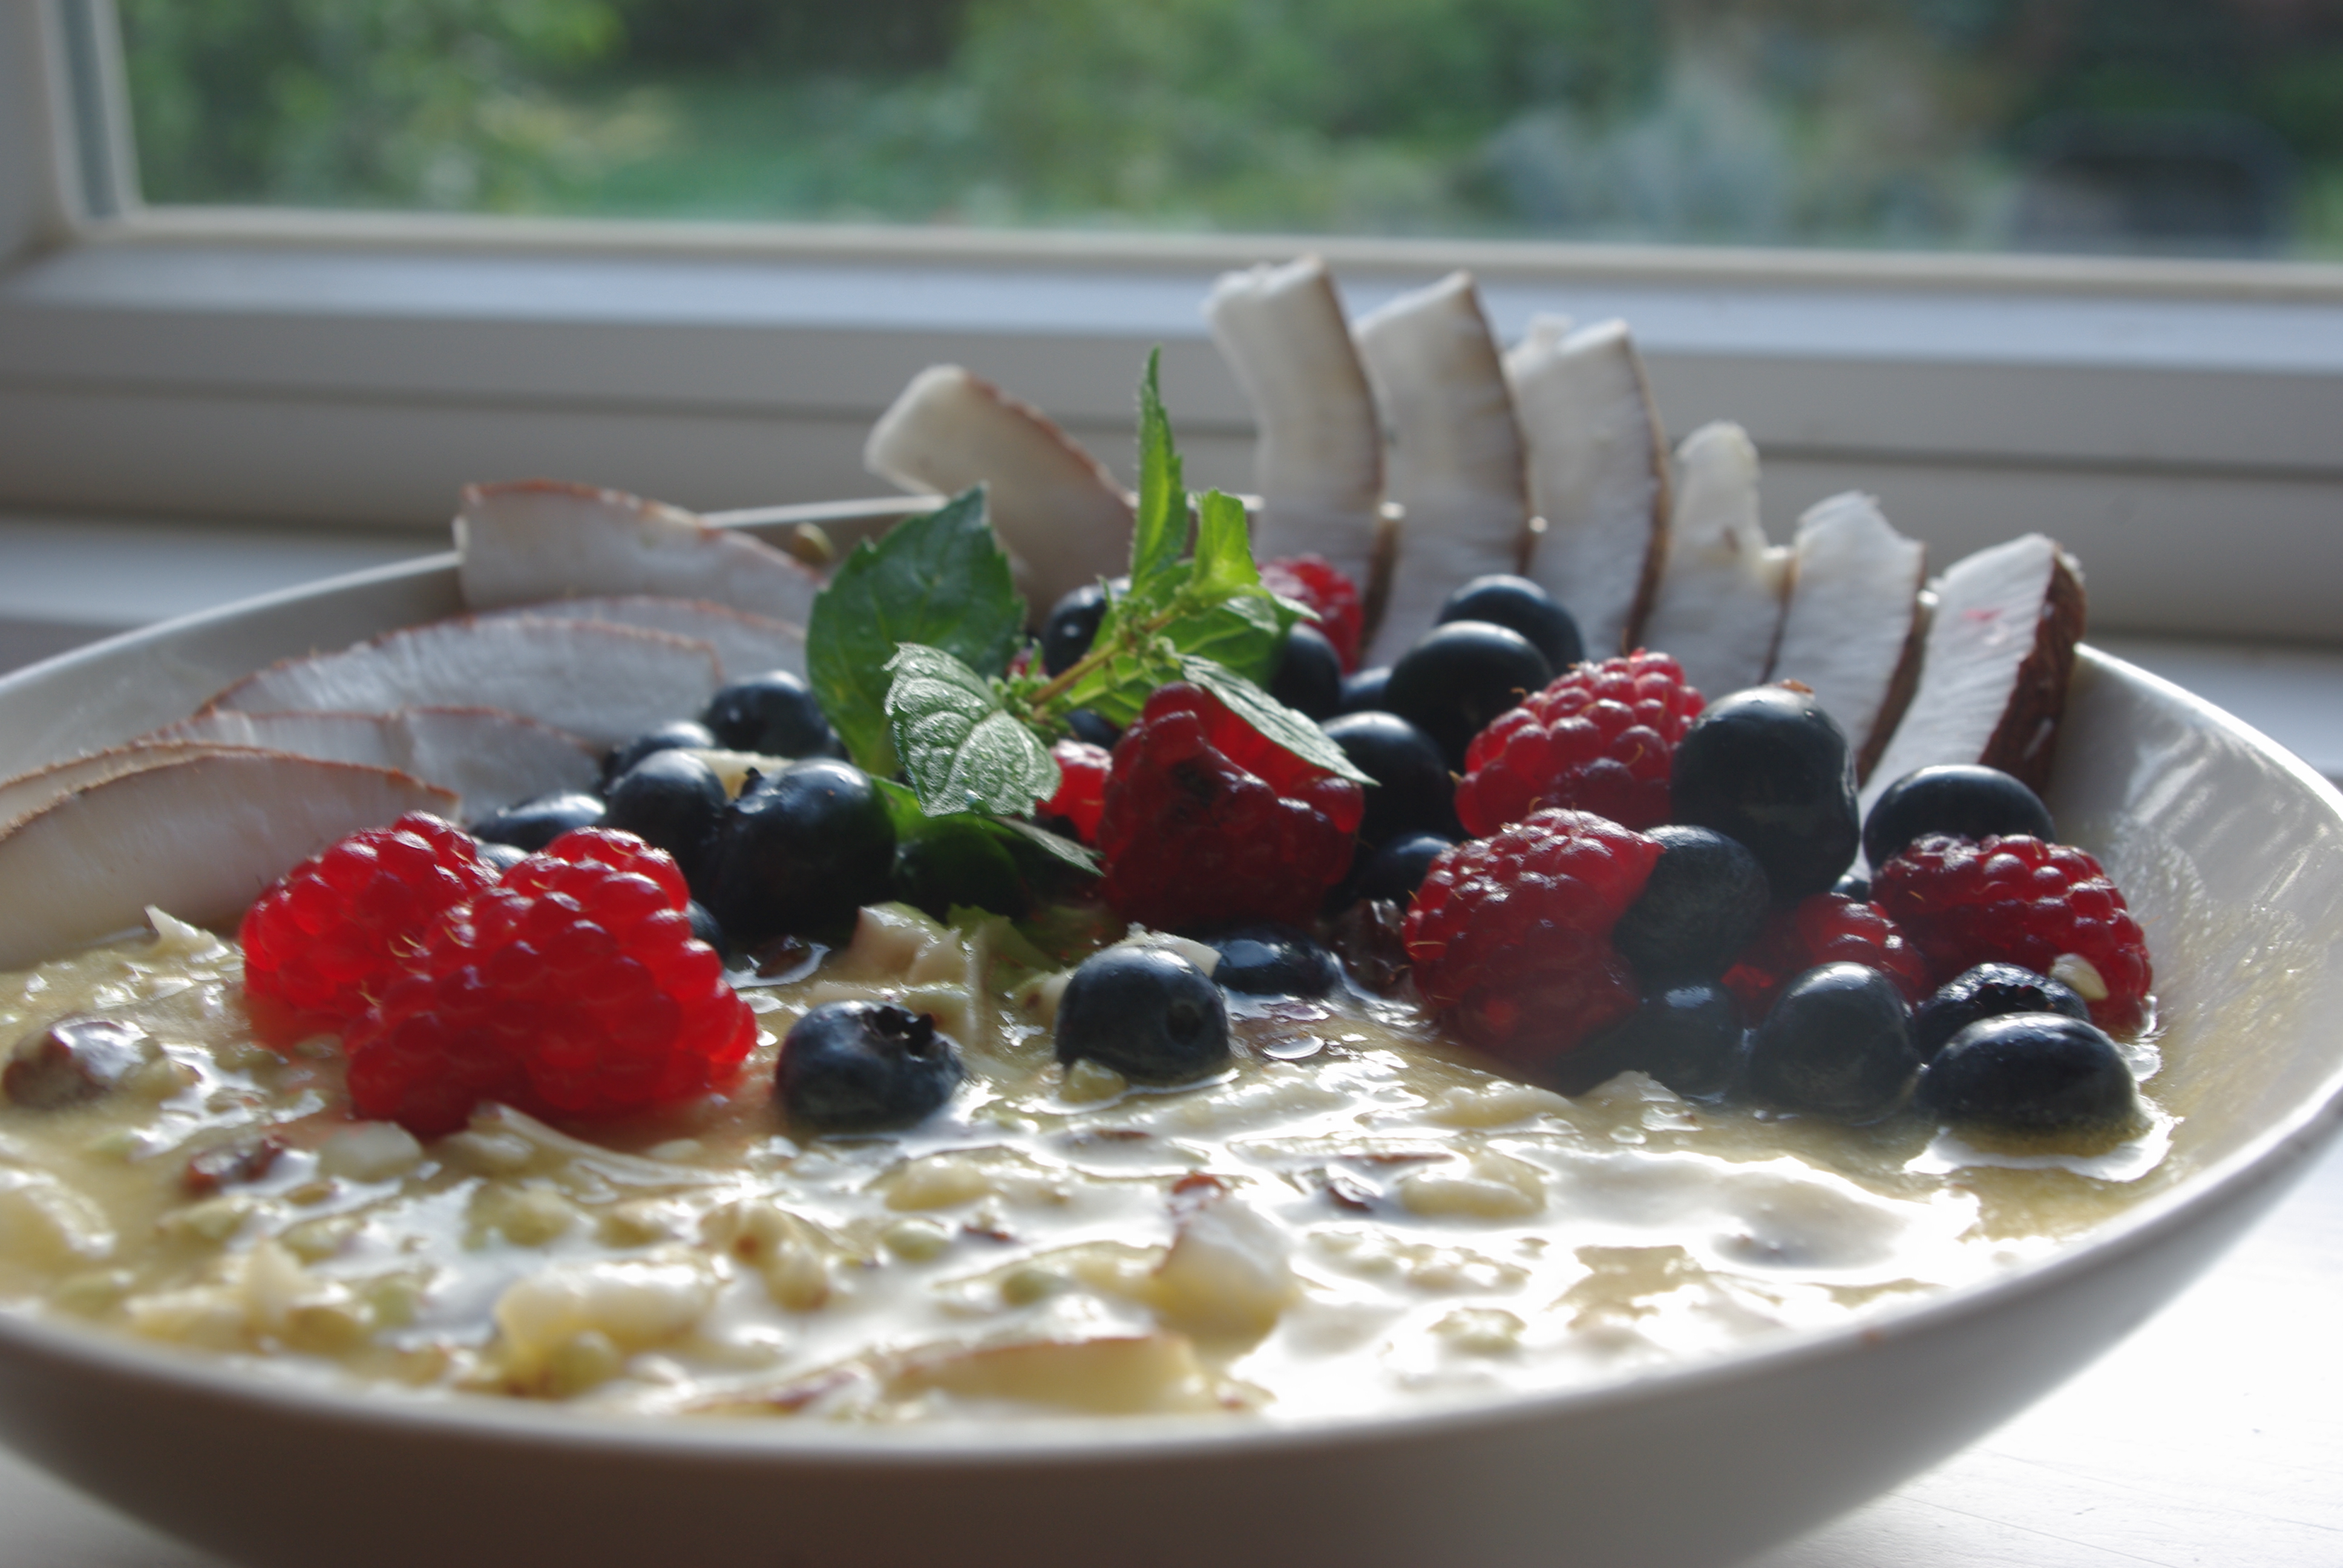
(1097, 682, 1364, 932)
(1872, 834, 2153, 1034)
(1402, 809, 1660, 1071)
(1262, 555, 1365, 671)
(346, 828, 755, 1137)
(1719, 893, 1932, 1022)
(1039, 739, 1113, 844)
(240, 814, 496, 1037)
(1455, 652, 1703, 835)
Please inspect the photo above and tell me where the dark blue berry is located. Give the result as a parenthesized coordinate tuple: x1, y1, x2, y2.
(1918, 1013, 2137, 1135)
(1613, 825, 1771, 984)
(706, 759, 895, 947)
(1670, 686, 1860, 903)
(776, 1002, 963, 1132)
(685, 899, 727, 956)
(1040, 582, 1112, 676)
(1357, 831, 1454, 906)
(1863, 765, 2056, 868)
(1384, 622, 1553, 766)
(1339, 666, 1392, 714)
(473, 840, 529, 875)
(1065, 708, 1122, 749)
(603, 721, 715, 786)
(1833, 871, 1871, 901)
(470, 791, 605, 852)
(1270, 623, 1344, 720)
(1603, 982, 1743, 1100)
(1912, 964, 2091, 1061)
(700, 671, 844, 759)
(1321, 711, 1453, 847)
(1745, 962, 1918, 1122)
(1055, 946, 1231, 1085)
(604, 750, 727, 887)
(1438, 575, 1585, 675)
(891, 816, 1027, 921)
(1202, 924, 1340, 998)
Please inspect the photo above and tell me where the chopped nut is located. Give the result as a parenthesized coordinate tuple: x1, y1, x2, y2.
(183, 1135, 288, 1197)
(3, 1016, 149, 1109)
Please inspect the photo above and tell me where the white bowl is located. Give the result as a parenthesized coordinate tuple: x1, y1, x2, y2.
(1, 537, 2340, 1568)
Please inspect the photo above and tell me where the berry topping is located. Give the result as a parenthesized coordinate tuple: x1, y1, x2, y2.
(1917, 1012, 2138, 1135)
(776, 1001, 963, 1133)
(705, 759, 897, 949)
(1038, 739, 1113, 844)
(1383, 621, 1554, 766)
(1064, 707, 1122, 749)
(1095, 682, 1364, 932)
(1598, 981, 1743, 1100)
(1911, 962, 2091, 1061)
(1612, 824, 1771, 985)
(1354, 831, 1455, 907)
(1670, 685, 1861, 901)
(1201, 924, 1340, 998)
(346, 828, 755, 1137)
(1268, 623, 1345, 720)
(1039, 581, 1114, 676)
(1871, 834, 2152, 1034)
(603, 750, 727, 887)
(1261, 554, 1365, 671)
(1437, 575, 1585, 675)
(1320, 711, 1454, 849)
(1719, 893, 1933, 1022)
(1862, 764, 2055, 869)
(1339, 665, 1392, 715)
(603, 720, 716, 786)
(241, 813, 497, 1034)
(469, 791, 606, 853)
(700, 670, 845, 759)
(1403, 808, 1661, 1071)
(1744, 962, 1919, 1122)
(1055, 945, 1232, 1085)
(1457, 652, 1704, 837)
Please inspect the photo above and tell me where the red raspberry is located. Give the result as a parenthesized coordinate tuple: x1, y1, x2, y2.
(240, 814, 496, 1037)
(1262, 555, 1365, 671)
(1719, 893, 1932, 1022)
(1097, 682, 1364, 931)
(1455, 652, 1703, 835)
(1872, 834, 2153, 1034)
(1040, 739, 1112, 844)
(346, 829, 755, 1137)
(1403, 809, 1661, 1071)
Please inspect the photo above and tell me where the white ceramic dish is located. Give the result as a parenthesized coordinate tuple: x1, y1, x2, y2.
(1, 531, 2340, 1568)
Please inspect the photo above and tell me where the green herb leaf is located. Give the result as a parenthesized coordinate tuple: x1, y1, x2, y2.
(992, 817, 1100, 875)
(1179, 654, 1375, 785)
(807, 488, 1025, 774)
(886, 644, 1063, 817)
(1127, 349, 1186, 604)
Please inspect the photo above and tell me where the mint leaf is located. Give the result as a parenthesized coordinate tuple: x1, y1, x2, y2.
(994, 817, 1100, 875)
(1179, 655, 1375, 785)
(1188, 488, 1260, 599)
(886, 644, 1062, 816)
(876, 778, 1100, 881)
(1127, 349, 1186, 604)
(807, 488, 1025, 774)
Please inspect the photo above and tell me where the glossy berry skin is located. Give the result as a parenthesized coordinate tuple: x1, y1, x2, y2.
(1872, 833, 2152, 1034)
(1038, 739, 1112, 844)
(776, 1002, 963, 1133)
(1604, 982, 1743, 1100)
(1720, 893, 1932, 1022)
(1262, 555, 1365, 671)
(1863, 765, 2055, 869)
(1918, 1012, 2137, 1135)
(1340, 667, 1392, 714)
(470, 791, 606, 853)
(1404, 809, 1661, 1071)
(1054, 946, 1232, 1085)
(701, 671, 844, 759)
(685, 898, 727, 956)
(1356, 831, 1455, 906)
(1065, 708, 1122, 749)
(1670, 685, 1860, 903)
(1321, 711, 1453, 848)
(1438, 575, 1585, 675)
(1040, 582, 1111, 676)
(1202, 924, 1340, 998)
(1612, 825, 1771, 985)
(603, 721, 715, 786)
(1458, 652, 1704, 835)
(706, 759, 896, 947)
(1385, 622, 1554, 766)
(891, 816, 1027, 921)
(1744, 962, 1919, 1122)
(1912, 963, 2091, 1060)
(1270, 623, 1345, 720)
(241, 813, 497, 1035)
(603, 750, 727, 888)
(1096, 682, 1363, 932)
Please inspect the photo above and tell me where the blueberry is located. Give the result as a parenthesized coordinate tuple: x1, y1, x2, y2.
(684, 899, 728, 956)
(604, 750, 727, 887)
(1863, 765, 2056, 868)
(1321, 711, 1453, 847)
(1833, 871, 1871, 901)
(1670, 687, 1860, 903)
(700, 671, 844, 759)
(1339, 666, 1392, 714)
(1054, 946, 1231, 1085)
(1384, 622, 1553, 766)
(603, 721, 716, 786)
(1438, 575, 1585, 675)
(1202, 924, 1340, 998)
(1040, 581, 1115, 676)
(1613, 825, 1771, 985)
(1602, 982, 1744, 1100)
(473, 840, 530, 875)
(1745, 962, 1918, 1122)
(1065, 707, 1122, 749)
(470, 791, 605, 852)
(1270, 623, 1344, 720)
(776, 1002, 963, 1133)
(1355, 831, 1454, 905)
(1912, 963, 2091, 1062)
(1918, 1013, 2137, 1135)
(706, 759, 896, 947)
(892, 816, 1027, 921)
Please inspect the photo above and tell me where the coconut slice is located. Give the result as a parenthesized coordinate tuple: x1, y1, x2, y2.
(1354, 272, 1535, 667)
(1860, 534, 2086, 812)
(0, 754, 456, 969)
(1204, 257, 1385, 596)
(1507, 316, 1671, 658)
(1767, 492, 1928, 780)
(147, 708, 597, 820)
(863, 365, 1133, 616)
(1636, 422, 1791, 699)
(456, 481, 825, 627)
(202, 618, 721, 751)
(473, 595, 803, 682)
(0, 743, 263, 834)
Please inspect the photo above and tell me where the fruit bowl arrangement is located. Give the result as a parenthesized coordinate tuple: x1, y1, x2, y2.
(0, 260, 2338, 1568)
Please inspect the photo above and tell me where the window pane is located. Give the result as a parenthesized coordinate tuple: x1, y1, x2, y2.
(117, 0, 2343, 258)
